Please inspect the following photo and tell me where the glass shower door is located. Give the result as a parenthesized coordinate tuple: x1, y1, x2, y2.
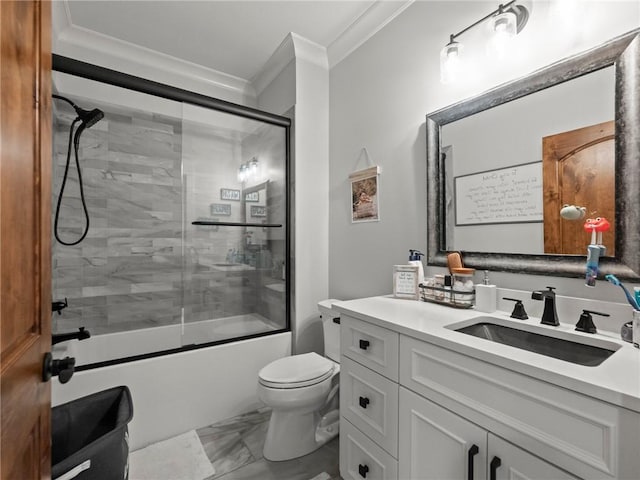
(181, 104, 288, 346)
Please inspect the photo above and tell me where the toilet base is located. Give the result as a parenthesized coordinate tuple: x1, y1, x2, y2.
(263, 408, 339, 461)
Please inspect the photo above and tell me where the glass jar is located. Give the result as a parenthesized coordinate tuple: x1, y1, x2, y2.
(451, 268, 475, 306)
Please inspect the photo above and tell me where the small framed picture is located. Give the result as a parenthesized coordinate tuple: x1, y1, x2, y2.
(393, 265, 419, 300)
(250, 205, 266, 217)
(210, 203, 231, 216)
(245, 191, 259, 202)
(220, 188, 241, 201)
(350, 166, 380, 223)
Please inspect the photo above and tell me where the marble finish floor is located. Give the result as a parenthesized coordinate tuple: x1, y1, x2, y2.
(196, 408, 341, 480)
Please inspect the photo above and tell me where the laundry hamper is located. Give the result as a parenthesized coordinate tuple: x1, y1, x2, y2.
(52, 385, 133, 480)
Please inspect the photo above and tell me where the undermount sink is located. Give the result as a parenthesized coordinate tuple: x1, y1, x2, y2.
(452, 317, 620, 366)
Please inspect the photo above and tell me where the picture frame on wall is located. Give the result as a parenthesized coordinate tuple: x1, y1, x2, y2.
(350, 165, 380, 223)
(245, 191, 259, 202)
(220, 188, 241, 201)
(210, 203, 232, 216)
(250, 205, 266, 217)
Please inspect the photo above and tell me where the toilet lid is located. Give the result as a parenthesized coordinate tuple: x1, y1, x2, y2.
(258, 352, 335, 389)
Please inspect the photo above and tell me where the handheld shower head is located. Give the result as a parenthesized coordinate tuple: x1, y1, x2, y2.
(76, 107, 104, 129)
(52, 94, 104, 246)
(52, 94, 104, 128)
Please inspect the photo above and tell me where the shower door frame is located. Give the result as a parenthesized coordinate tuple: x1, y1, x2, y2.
(52, 54, 292, 370)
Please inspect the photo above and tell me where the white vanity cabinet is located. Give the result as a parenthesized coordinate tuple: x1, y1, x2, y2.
(340, 315, 399, 479)
(399, 335, 640, 479)
(399, 387, 578, 480)
(338, 310, 640, 480)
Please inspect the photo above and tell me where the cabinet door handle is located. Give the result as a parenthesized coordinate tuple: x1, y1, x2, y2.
(467, 444, 479, 480)
(359, 339, 370, 350)
(489, 456, 501, 480)
(358, 396, 370, 409)
(358, 464, 369, 478)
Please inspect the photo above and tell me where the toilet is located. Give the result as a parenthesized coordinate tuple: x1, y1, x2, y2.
(258, 299, 341, 461)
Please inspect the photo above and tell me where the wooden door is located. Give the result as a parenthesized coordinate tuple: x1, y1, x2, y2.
(542, 121, 615, 255)
(1, 1, 52, 478)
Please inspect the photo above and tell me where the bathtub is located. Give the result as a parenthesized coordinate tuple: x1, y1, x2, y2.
(52, 326, 291, 450)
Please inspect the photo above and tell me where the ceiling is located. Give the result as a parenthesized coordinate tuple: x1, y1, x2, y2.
(57, 1, 414, 82)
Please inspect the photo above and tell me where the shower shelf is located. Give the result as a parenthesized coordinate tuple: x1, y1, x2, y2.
(192, 221, 283, 228)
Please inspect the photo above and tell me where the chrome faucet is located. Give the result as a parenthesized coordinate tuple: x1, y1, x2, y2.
(531, 286, 559, 326)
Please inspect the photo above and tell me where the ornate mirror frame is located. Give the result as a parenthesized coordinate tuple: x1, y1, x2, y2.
(426, 29, 640, 280)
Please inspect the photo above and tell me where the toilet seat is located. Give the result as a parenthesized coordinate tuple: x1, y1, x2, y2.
(258, 352, 335, 389)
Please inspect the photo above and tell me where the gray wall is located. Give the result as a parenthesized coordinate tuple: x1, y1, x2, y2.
(329, 1, 640, 303)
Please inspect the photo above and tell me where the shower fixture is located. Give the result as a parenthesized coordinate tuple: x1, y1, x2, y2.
(52, 94, 104, 246)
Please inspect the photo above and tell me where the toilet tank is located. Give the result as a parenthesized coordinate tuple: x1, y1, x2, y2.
(318, 299, 341, 363)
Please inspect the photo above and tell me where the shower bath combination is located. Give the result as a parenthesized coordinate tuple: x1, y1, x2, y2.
(52, 94, 104, 246)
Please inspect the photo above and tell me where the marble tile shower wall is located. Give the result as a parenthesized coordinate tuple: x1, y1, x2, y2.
(51, 108, 265, 337)
(52, 110, 184, 335)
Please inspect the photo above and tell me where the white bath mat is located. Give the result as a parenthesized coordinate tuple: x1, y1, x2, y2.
(129, 430, 215, 480)
(309, 473, 331, 480)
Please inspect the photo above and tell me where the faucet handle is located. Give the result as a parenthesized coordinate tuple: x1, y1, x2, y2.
(575, 310, 610, 334)
(503, 297, 528, 320)
(52, 298, 68, 315)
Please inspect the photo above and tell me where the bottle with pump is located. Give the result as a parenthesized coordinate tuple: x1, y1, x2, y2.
(408, 250, 425, 285)
(475, 270, 497, 313)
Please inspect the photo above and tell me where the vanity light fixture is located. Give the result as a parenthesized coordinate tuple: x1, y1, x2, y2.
(237, 156, 260, 183)
(440, 0, 529, 84)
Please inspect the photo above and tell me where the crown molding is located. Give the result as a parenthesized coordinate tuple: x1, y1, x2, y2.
(251, 33, 297, 97)
(52, 1, 256, 104)
(328, 0, 414, 68)
(251, 33, 329, 97)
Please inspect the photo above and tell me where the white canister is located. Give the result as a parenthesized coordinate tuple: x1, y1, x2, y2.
(633, 309, 640, 349)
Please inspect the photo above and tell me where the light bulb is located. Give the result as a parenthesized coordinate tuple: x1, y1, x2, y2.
(440, 41, 463, 84)
(237, 164, 248, 183)
(487, 10, 517, 60)
(249, 158, 259, 177)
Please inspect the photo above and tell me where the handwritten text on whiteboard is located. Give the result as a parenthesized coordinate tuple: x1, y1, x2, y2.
(454, 162, 543, 225)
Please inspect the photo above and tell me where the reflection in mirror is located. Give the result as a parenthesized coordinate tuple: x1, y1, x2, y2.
(427, 29, 640, 279)
(442, 66, 614, 256)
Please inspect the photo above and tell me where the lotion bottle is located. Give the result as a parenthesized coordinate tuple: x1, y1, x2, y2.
(475, 270, 497, 313)
(408, 250, 425, 285)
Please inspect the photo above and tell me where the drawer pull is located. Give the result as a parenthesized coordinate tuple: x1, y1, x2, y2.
(489, 456, 501, 480)
(467, 444, 479, 480)
(332, 317, 341, 324)
(358, 396, 370, 409)
(359, 339, 370, 350)
(358, 464, 369, 478)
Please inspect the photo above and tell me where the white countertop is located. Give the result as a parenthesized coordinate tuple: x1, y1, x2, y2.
(334, 296, 640, 413)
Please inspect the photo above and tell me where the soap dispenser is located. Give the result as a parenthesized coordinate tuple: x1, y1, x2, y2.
(475, 270, 497, 313)
(408, 250, 425, 285)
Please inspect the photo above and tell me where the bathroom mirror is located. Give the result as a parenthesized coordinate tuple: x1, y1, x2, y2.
(426, 29, 640, 279)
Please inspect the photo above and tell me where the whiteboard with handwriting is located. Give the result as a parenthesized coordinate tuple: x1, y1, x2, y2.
(454, 162, 543, 226)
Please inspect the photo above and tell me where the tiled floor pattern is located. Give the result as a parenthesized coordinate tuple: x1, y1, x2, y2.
(196, 408, 342, 480)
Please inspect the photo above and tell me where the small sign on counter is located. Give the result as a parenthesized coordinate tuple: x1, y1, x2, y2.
(393, 265, 420, 300)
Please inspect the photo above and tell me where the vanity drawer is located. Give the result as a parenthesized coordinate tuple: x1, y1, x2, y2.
(340, 417, 398, 480)
(341, 315, 399, 381)
(399, 334, 640, 480)
(341, 356, 398, 457)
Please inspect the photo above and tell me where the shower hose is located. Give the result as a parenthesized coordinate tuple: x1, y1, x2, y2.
(54, 117, 91, 246)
